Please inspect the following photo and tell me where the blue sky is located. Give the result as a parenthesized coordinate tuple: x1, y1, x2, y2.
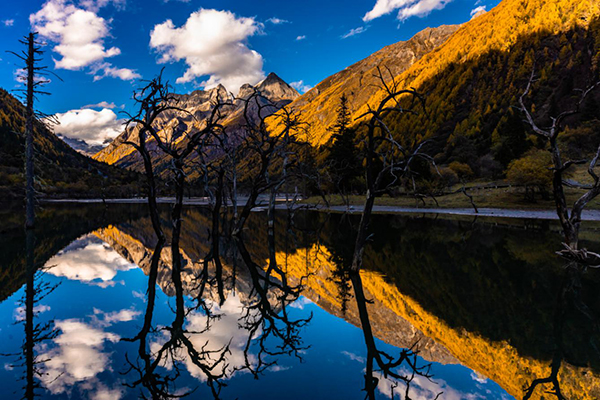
(0, 0, 500, 147)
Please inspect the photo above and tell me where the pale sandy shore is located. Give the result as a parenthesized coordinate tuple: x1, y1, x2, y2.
(42, 198, 600, 221)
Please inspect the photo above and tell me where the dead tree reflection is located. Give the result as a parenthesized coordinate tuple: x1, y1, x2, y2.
(229, 88, 313, 377)
(2, 231, 59, 399)
(523, 263, 600, 399)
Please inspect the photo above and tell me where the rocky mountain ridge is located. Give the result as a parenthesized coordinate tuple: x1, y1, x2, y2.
(93, 73, 299, 171)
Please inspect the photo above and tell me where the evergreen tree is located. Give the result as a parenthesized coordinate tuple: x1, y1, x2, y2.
(494, 109, 531, 167)
(326, 95, 362, 192)
(581, 95, 599, 122)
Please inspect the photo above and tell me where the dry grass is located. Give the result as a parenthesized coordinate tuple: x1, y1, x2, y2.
(302, 167, 600, 211)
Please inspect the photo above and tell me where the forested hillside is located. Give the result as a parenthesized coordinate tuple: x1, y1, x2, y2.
(0, 89, 143, 199)
(290, 0, 600, 188)
(382, 16, 600, 179)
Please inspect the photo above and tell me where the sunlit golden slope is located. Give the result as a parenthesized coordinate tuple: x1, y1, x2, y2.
(286, 0, 600, 146)
(284, 24, 459, 146)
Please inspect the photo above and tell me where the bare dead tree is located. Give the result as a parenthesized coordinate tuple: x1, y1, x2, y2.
(192, 124, 241, 306)
(123, 70, 233, 313)
(518, 64, 600, 264)
(350, 66, 431, 273)
(211, 89, 313, 377)
(121, 72, 233, 398)
(8, 32, 57, 229)
(343, 66, 440, 399)
(232, 89, 306, 235)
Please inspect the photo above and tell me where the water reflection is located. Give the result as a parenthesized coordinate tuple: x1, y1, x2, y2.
(523, 263, 600, 399)
(46, 235, 136, 287)
(0, 204, 599, 399)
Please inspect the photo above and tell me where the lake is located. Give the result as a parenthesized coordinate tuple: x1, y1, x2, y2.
(0, 203, 598, 399)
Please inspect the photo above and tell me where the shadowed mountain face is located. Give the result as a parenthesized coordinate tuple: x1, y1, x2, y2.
(93, 73, 299, 176)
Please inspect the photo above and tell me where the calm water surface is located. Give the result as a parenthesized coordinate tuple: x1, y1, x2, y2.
(0, 204, 598, 399)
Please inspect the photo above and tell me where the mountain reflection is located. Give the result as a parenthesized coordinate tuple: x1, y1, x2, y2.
(1, 205, 599, 399)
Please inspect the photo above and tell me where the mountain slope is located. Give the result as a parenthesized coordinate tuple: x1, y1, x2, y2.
(282, 0, 600, 182)
(287, 24, 460, 146)
(372, 0, 600, 176)
(93, 73, 299, 175)
(330, 0, 597, 145)
(0, 88, 142, 199)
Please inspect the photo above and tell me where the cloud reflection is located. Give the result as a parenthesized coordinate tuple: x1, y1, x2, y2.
(374, 370, 502, 400)
(45, 234, 136, 287)
(151, 294, 259, 381)
(39, 319, 119, 394)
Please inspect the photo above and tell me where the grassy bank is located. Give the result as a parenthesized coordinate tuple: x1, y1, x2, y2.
(302, 181, 600, 211)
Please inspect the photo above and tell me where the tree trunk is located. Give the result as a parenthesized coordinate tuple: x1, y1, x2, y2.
(25, 32, 35, 230)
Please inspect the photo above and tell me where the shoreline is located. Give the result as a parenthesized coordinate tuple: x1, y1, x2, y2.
(41, 198, 600, 221)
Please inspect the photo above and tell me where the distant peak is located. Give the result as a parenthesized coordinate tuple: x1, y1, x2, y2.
(261, 72, 285, 85)
(266, 72, 280, 79)
(252, 72, 299, 101)
(211, 83, 228, 93)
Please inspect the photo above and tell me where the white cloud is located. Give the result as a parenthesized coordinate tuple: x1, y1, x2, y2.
(266, 17, 289, 25)
(470, 371, 488, 384)
(341, 350, 366, 363)
(30, 0, 138, 81)
(296, 35, 306, 41)
(3, 19, 14, 27)
(45, 235, 136, 285)
(290, 80, 313, 94)
(342, 26, 367, 39)
(375, 370, 490, 400)
(288, 296, 313, 309)
(90, 385, 124, 400)
(83, 101, 118, 109)
(54, 108, 125, 146)
(470, 5, 486, 18)
(31, 0, 119, 70)
(92, 62, 141, 81)
(268, 365, 291, 372)
(150, 8, 265, 92)
(132, 290, 147, 302)
(14, 304, 51, 321)
(363, 0, 453, 22)
(80, 0, 126, 12)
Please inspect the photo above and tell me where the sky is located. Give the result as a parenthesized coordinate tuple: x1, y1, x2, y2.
(0, 0, 500, 148)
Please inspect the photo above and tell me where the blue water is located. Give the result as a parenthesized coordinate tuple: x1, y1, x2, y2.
(0, 231, 511, 399)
